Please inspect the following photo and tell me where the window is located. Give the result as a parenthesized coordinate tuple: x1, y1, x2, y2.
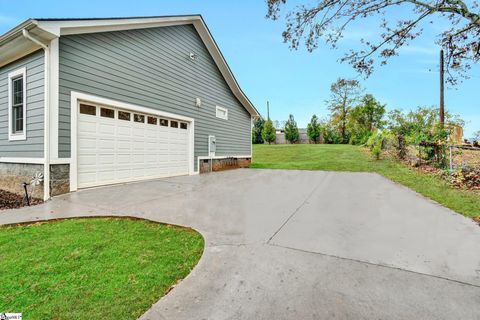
(159, 119, 169, 127)
(118, 111, 131, 121)
(80, 104, 96, 116)
(216, 106, 228, 120)
(147, 116, 157, 125)
(170, 121, 178, 128)
(8, 68, 27, 140)
(180, 122, 188, 130)
(134, 114, 145, 123)
(100, 107, 114, 118)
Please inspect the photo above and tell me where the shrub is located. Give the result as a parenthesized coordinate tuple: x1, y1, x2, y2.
(252, 117, 265, 144)
(372, 144, 382, 160)
(284, 114, 300, 144)
(307, 115, 322, 143)
(262, 119, 276, 144)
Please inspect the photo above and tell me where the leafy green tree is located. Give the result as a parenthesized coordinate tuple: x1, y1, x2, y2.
(307, 114, 322, 143)
(284, 114, 299, 144)
(348, 94, 386, 145)
(262, 119, 276, 144)
(252, 117, 265, 144)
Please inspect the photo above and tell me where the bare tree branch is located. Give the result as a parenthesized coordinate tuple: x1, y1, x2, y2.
(266, 0, 480, 84)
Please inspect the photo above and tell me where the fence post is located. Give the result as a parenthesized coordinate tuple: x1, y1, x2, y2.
(449, 145, 453, 171)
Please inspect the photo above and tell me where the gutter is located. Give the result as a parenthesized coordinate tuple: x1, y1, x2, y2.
(22, 29, 51, 201)
(0, 19, 37, 47)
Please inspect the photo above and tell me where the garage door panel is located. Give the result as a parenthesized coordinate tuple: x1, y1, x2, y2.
(77, 103, 190, 189)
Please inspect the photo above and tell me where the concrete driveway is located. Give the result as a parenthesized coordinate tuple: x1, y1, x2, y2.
(1, 169, 480, 319)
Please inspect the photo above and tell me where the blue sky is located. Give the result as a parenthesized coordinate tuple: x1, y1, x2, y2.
(1, 0, 478, 137)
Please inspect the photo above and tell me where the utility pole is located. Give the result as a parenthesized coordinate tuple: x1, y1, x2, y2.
(439, 49, 445, 127)
(267, 101, 270, 121)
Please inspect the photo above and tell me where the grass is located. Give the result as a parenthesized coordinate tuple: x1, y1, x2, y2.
(252, 144, 480, 219)
(0, 217, 204, 319)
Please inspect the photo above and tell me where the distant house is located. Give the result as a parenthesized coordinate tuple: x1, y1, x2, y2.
(275, 128, 311, 144)
(0, 15, 259, 200)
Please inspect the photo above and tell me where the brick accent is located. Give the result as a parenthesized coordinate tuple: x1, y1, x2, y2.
(199, 157, 251, 174)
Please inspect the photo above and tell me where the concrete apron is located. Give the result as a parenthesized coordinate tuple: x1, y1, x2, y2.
(1, 169, 479, 320)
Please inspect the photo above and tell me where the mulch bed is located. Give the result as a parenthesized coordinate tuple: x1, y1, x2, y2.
(0, 189, 42, 211)
(474, 217, 480, 226)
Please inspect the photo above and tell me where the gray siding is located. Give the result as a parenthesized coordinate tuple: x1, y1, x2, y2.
(58, 24, 252, 170)
(0, 50, 44, 158)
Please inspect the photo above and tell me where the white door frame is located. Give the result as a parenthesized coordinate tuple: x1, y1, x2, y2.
(70, 91, 195, 191)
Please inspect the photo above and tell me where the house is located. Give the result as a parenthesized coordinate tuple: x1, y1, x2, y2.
(0, 15, 259, 200)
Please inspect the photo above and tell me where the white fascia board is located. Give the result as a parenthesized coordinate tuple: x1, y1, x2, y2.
(36, 16, 201, 36)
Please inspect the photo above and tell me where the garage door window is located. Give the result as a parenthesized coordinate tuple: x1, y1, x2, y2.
(147, 116, 157, 125)
(118, 111, 130, 121)
(160, 119, 168, 127)
(80, 104, 96, 116)
(170, 121, 178, 128)
(100, 108, 114, 118)
(180, 122, 188, 130)
(134, 114, 145, 123)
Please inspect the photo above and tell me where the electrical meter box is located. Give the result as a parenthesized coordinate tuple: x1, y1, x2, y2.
(208, 136, 216, 157)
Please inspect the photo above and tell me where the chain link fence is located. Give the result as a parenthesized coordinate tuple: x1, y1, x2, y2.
(448, 146, 480, 170)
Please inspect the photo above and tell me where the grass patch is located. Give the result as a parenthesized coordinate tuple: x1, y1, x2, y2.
(252, 144, 480, 219)
(0, 217, 204, 319)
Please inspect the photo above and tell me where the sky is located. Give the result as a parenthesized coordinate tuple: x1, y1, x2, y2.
(1, 0, 478, 137)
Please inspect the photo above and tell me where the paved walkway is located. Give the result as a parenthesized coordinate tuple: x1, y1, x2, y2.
(1, 169, 480, 319)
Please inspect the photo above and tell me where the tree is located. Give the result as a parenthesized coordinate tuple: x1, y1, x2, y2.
(252, 117, 265, 144)
(284, 114, 300, 143)
(266, 0, 480, 84)
(327, 78, 362, 143)
(262, 119, 277, 144)
(348, 94, 386, 144)
(307, 114, 322, 143)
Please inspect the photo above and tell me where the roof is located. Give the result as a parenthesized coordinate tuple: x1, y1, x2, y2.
(0, 15, 259, 117)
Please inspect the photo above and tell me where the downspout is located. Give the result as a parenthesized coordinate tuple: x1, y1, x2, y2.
(22, 29, 50, 201)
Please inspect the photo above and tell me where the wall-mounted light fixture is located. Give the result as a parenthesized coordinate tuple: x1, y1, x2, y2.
(189, 52, 198, 61)
(195, 98, 202, 107)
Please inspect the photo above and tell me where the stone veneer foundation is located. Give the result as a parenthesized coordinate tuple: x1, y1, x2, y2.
(50, 164, 70, 197)
(0, 162, 45, 199)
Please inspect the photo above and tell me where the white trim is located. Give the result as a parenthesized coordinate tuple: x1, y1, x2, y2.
(250, 115, 253, 157)
(215, 105, 228, 120)
(0, 157, 45, 164)
(7, 67, 27, 141)
(50, 158, 71, 165)
(42, 46, 50, 201)
(69, 91, 195, 192)
(49, 38, 59, 160)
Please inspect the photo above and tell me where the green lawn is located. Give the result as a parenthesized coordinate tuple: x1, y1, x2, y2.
(0, 218, 204, 319)
(252, 144, 480, 219)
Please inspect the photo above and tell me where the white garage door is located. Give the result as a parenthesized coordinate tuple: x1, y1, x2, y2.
(77, 102, 190, 189)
